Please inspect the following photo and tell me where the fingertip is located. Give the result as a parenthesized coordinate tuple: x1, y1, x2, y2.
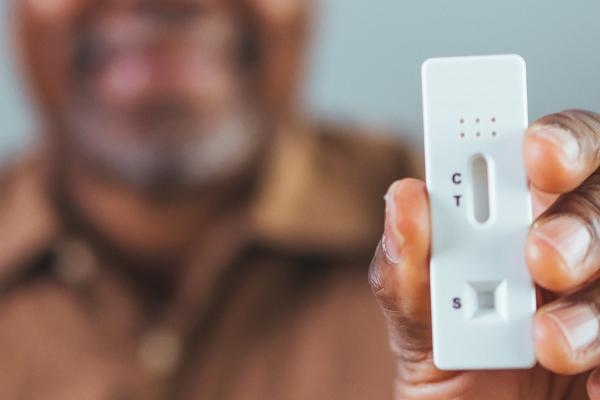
(524, 128, 585, 193)
(526, 232, 577, 292)
(533, 310, 577, 375)
(388, 178, 429, 251)
(527, 214, 595, 293)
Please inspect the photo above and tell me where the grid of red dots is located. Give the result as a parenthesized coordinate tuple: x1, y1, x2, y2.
(459, 117, 497, 139)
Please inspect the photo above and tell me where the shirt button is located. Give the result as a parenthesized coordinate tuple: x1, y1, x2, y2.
(54, 239, 96, 286)
(138, 327, 182, 377)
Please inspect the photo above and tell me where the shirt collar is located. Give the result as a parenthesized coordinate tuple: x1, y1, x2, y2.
(0, 123, 386, 276)
(249, 121, 384, 257)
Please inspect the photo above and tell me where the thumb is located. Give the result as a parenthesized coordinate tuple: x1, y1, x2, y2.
(369, 179, 464, 398)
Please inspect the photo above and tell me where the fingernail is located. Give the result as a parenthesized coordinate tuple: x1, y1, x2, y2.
(546, 302, 599, 353)
(531, 125, 580, 165)
(532, 216, 592, 270)
(383, 184, 405, 264)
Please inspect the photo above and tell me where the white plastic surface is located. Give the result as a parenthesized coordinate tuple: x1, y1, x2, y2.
(422, 55, 536, 370)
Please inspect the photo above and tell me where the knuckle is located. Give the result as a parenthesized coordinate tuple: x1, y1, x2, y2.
(388, 315, 433, 355)
(368, 245, 385, 293)
(565, 279, 600, 307)
(539, 171, 600, 237)
(368, 240, 396, 303)
(368, 252, 401, 313)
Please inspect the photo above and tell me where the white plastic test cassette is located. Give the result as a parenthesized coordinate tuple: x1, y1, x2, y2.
(422, 55, 536, 370)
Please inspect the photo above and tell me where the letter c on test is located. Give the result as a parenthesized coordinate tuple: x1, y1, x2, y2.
(452, 173, 462, 185)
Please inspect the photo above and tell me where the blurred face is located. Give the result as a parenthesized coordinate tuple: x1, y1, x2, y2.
(18, 0, 309, 190)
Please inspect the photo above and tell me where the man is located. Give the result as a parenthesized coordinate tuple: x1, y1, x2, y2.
(4, 0, 600, 399)
(5, 0, 409, 398)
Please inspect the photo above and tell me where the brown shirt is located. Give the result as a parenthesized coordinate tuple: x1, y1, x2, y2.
(0, 123, 416, 399)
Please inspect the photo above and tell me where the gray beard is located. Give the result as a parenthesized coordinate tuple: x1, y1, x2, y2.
(65, 103, 265, 192)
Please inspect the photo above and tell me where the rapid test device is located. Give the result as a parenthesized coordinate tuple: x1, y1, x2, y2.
(422, 54, 536, 370)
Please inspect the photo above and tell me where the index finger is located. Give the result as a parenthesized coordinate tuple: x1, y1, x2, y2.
(524, 110, 600, 194)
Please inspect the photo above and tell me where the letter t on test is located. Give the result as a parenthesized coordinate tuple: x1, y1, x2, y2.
(422, 55, 536, 370)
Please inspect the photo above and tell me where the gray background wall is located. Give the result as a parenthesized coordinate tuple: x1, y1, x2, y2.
(2, 0, 600, 157)
(0, 3, 34, 158)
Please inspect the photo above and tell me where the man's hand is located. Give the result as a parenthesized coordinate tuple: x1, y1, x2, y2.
(369, 110, 600, 399)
